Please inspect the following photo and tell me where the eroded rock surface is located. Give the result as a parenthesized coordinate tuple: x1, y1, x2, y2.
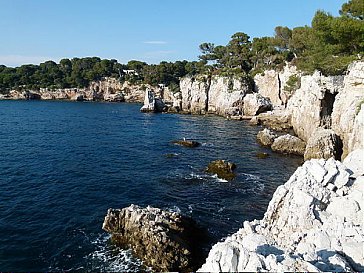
(206, 160, 237, 181)
(304, 128, 342, 161)
(271, 134, 306, 156)
(199, 150, 364, 272)
(103, 205, 204, 272)
(243, 93, 272, 116)
(256, 128, 278, 147)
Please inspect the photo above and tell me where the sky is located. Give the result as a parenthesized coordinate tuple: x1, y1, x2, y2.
(0, 0, 346, 67)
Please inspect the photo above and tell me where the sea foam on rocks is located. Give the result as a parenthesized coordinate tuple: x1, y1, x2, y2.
(198, 149, 363, 272)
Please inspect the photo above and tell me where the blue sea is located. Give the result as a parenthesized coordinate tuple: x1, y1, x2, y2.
(0, 100, 302, 271)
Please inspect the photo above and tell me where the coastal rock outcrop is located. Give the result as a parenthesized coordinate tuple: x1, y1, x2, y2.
(140, 89, 166, 112)
(102, 204, 204, 272)
(199, 149, 364, 272)
(256, 128, 277, 147)
(179, 75, 251, 115)
(243, 93, 272, 116)
(254, 64, 298, 106)
(271, 134, 306, 156)
(304, 128, 342, 161)
(206, 160, 237, 181)
(287, 71, 344, 142)
(331, 61, 364, 158)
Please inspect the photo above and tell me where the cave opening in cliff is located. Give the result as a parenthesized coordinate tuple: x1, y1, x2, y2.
(320, 91, 337, 128)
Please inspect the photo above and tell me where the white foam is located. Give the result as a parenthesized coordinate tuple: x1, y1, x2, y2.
(85, 234, 147, 272)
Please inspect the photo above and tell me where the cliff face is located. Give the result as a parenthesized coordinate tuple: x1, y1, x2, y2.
(6, 77, 151, 103)
(332, 61, 364, 158)
(287, 72, 345, 141)
(179, 75, 251, 115)
(199, 149, 364, 272)
(254, 64, 298, 106)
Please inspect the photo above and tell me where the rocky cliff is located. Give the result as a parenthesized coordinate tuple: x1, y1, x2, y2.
(179, 75, 252, 115)
(198, 149, 364, 272)
(4, 77, 169, 103)
(254, 64, 298, 107)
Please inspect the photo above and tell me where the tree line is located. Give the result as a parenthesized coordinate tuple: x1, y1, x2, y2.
(0, 0, 362, 94)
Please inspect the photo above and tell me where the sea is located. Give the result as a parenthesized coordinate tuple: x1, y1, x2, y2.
(0, 100, 302, 271)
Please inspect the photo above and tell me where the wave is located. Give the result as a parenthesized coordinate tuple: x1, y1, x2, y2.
(85, 234, 147, 272)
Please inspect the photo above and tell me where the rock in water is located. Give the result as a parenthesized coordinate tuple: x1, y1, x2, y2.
(256, 128, 277, 147)
(304, 127, 342, 161)
(172, 139, 201, 148)
(271, 134, 306, 156)
(140, 89, 166, 113)
(206, 160, 237, 180)
(102, 204, 205, 272)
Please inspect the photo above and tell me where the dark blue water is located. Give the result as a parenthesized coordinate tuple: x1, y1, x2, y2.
(0, 100, 302, 271)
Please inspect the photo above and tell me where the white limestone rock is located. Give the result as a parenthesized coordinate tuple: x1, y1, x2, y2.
(198, 149, 364, 272)
(243, 93, 273, 116)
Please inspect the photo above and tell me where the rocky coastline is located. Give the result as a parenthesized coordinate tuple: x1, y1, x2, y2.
(2, 61, 363, 271)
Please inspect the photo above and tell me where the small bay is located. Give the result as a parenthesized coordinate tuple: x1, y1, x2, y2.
(0, 100, 302, 271)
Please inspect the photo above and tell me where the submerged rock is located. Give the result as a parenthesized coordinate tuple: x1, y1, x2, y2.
(304, 127, 342, 161)
(271, 134, 306, 156)
(256, 152, 270, 159)
(172, 139, 201, 148)
(199, 149, 364, 272)
(102, 204, 205, 272)
(206, 160, 237, 181)
(256, 128, 277, 147)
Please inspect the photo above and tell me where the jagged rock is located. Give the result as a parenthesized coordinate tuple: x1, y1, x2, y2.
(206, 160, 236, 180)
(172, 139, 201, 148)
(179, 75, 251, 115)
(102, 204, 204, 272)
(140, 89, 166, 113)
(332, 61, 364, 158)
(304, 128, 342, 161)
(255, 109, 292, 131)
(287, 71, 345, 142)
(104, 92, 124, 102)
(254, 64, 298, 106)
(180, 76, 209, 114)
(243, 93, 272, 116)
(256, 128, 278, 147)
(199, 150, 364, 272)
(271, 134, 306, 156)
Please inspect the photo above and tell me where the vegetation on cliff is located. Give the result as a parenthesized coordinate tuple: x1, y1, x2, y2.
(0, 0, 362, 94)
(198, 0, 363, 76)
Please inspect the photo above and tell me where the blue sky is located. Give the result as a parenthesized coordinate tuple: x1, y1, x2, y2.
(0, 0, 345, 67)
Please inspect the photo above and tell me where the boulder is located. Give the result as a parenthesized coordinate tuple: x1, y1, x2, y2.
(256, 128, 277, 147)
(199, 150, 364, 272)
(343, 149, 364, 176)
(304, 128, 342, 161)
(71, 93, 84, 101)
(172, 139, 201, 148)
(271, 134, 306, 156)
(103, 205, 205, 272)
(243, 93, 272, 116)
(206, 160, 236, 181)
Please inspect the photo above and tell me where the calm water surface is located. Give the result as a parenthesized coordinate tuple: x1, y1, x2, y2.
(0, 100, 302, 271)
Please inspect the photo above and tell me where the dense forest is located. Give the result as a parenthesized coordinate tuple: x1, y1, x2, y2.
(0, 0, 362, 93)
